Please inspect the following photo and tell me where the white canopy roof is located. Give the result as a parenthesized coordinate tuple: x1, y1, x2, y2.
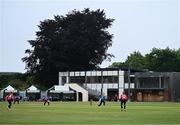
(26, 85, 40, 93)
(2, 85, 17, 93)
(48, 85, 74, 93)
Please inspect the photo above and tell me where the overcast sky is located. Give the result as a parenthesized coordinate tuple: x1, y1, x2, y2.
(0, 0, 179, 73)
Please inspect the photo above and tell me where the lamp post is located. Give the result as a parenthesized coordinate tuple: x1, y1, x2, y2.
(128, 65, 131, 102)
(101, 70, 103, 95)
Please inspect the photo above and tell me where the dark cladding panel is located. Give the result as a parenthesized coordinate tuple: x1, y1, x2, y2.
(171, 73, 180, 101)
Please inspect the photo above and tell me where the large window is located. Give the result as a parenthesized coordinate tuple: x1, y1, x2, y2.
(137, 77, 164, 89)
(62, 76, 66, 84)
(70, 76, 85, 83)
(86, 76, 118, 83)
(103, 76, 118, 83)
(87, 76, 101, 83)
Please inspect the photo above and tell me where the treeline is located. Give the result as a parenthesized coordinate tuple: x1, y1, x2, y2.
(109, 47, 180, 72)
(0, 73, 39, 90)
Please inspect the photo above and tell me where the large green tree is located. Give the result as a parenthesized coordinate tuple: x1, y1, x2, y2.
(0, 73, 28, 89)
(145, 47, 180, 72)
(108, 62, 128, 68)
(109, 48, 180, 72)
(109, 51, 145, 69)
(22, 8, 114, 87)
(125, 51, 145, 69)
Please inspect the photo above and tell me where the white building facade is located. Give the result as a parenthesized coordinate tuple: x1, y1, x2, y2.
(59, 69, 135, 100)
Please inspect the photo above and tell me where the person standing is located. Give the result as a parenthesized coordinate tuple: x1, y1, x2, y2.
(119, 92, 128, 111)
(98, 95, 105, 106)
(5, 92, 14, 110)
(43, 96, 50, 106)
(90, 98, 93, 106)
(14, 95, 20, 104)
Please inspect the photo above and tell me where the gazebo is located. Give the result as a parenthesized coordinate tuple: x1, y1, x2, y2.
(26, 85, 41, 101)
(1, 85, 18, 99)
(47, 85, 75, 101)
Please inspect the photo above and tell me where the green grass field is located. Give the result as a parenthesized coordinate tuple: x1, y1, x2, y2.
(0, 101, 180, 125)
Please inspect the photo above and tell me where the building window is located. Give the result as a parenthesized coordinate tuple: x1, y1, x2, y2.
(138, 77, 161, 88)
(86, 76, 101, 83)
(103, 76, 118, 83)
(86, 76, 118, 83)
(62, 76, 66, 84)
(70, 76, 85, 83)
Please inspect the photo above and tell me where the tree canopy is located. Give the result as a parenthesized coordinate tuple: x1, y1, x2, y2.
(109, 51, 145, 69)
(145, 48, 180, 72)
(22, 8, 114, 87)
(125, 51, 145, 69)
(109, 48, 180, 72)
(0, 73, 28, 90)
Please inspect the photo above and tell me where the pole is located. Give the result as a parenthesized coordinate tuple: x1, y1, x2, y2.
(85, 71, 87, 89)
(101, 70, 103, 95)
(118, 70, 120, 97)
(128, 66, 131, 102)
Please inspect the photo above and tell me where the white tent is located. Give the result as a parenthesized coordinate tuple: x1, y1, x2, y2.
(26, 85, 41, 101)
(48, 85, 74, 94)
(0, 85, 18, 98)
(2, 85, 17, 93)
(47, 85, 75, 101)
(26, 85, 40, 93)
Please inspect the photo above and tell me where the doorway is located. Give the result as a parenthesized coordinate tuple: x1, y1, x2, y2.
(107, 89, 118, 101)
